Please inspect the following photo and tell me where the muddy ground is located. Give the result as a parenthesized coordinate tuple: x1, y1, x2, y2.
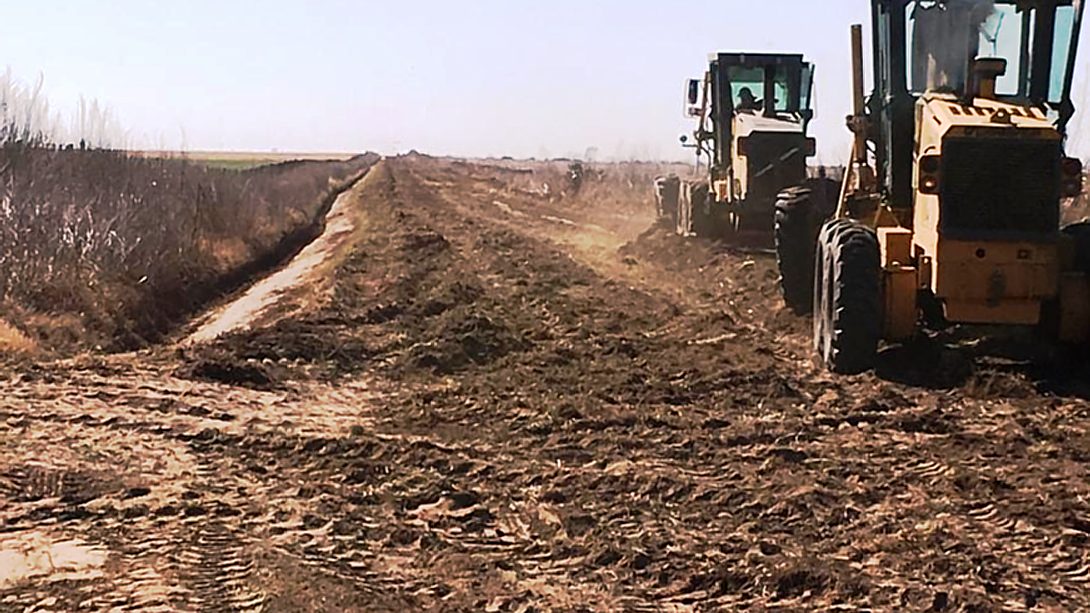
(4, 154, 1090, 612)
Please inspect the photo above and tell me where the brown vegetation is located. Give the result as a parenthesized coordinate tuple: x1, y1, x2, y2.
(0, 146, 378, 354)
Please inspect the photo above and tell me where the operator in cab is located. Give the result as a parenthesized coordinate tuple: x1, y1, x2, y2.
(737, 87, 761, 111)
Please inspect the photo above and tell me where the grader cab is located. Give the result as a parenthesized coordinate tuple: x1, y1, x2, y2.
(810, 0, 1087, 374)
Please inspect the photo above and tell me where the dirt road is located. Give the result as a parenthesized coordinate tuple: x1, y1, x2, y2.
(4, 155, 1090, 612)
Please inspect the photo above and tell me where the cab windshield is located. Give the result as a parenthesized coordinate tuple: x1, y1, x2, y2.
(725, 63, 813, 113)
(905, 0, 1080, 105)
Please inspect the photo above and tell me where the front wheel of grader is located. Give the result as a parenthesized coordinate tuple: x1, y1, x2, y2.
(813, 218, 882, 374)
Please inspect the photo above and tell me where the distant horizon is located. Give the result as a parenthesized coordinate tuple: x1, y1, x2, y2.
(128, 148, 694, 163)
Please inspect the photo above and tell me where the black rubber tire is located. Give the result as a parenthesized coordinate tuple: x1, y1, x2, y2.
(775, 178, 838, 314)
(676, 182, 692, 236)
(1063, 221, 1090, 274)
(690, 183, 714, 238)
(813, 218, 851, 358)
(775, 186, 814, 313)
(813, 219, 881, 374)
(1041, 221, 1090, 343)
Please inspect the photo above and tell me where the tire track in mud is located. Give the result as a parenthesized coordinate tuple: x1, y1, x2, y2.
(0, 366, 400, 612)
(0, 374, 249, 612)
(161, 445, 267, 613)
(359, 160, 1090, 606)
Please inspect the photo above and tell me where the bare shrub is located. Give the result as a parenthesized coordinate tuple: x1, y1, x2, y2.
(1, 68, 124, 148)
(482, 158, 691, 213)
(0, 146, 378, 352)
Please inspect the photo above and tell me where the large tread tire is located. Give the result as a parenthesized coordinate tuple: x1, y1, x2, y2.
(1042, 221, 1090, 345)
(654, 176, 680, 224)
(813, 218, 851, 358)
(1063, 221, 1090, 274)
(676, 182, 693, 236)
(775, 186, 815, 313)
(690, 183, 714, 238)
(775, 178, 838, 314)
(813, 219, 881, 374)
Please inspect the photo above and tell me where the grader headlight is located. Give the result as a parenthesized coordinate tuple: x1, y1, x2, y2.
(918, 154, 941, 195)
(1062, 157, 1084, 198)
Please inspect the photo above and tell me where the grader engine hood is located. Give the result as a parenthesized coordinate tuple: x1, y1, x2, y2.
(734, 112, 806, 136)
(729, 113, 812, 204)
(917, 94, 1059, 145)
(915, 94, 1063, 242)
(910, 94, 1078, 325)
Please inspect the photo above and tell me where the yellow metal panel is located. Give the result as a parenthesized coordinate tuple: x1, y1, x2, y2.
(909, 93, 1066, 329)
(884, 266, 918, 341)
(924, 93, 1056, 132)
(878, 227, 913, 267)
(934, 240, 1060, 303)
(911, 193, 940, 280)
(944, 300, 1041, 325)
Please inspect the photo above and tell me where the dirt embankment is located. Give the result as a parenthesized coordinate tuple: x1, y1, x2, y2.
(3, 154, 1090, 612)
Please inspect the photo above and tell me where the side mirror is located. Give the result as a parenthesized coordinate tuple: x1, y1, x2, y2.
(802, 109, 814, 122)
(680, 134, 689, 144)
(687, 79, 700, 105)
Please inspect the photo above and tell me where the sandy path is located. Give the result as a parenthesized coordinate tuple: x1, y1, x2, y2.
(183, 163, 377, 344)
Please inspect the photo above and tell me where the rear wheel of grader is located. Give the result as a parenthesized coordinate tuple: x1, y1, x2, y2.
(813, 219, 882, 374)
(1063, 221, 1090, 274)
(654, 176, 680, 226)
(689, 183, 715, 237)
(675, 182, 693, 236)
(775, 178, 837, 314)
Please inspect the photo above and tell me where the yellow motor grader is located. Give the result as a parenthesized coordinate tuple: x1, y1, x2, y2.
(655, 53, 839, 293)
(812, 0, 1087, 374)
(654, 52, 840, 312)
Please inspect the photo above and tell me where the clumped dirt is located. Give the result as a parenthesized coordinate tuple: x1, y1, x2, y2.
(4, 154, 1090, 612)
(173, 347, 286, 390)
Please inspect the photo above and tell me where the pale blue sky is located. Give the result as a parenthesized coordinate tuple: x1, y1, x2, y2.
(2, 0, 1088, 161)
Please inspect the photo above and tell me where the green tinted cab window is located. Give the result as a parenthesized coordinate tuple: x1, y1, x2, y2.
(1050, 6, 1077, 103)
(726, 66, 791, 111)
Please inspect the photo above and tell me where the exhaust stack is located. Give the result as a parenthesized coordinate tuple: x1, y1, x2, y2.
(970, 57, 1007, 100)
(850, 24, 867, 168)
